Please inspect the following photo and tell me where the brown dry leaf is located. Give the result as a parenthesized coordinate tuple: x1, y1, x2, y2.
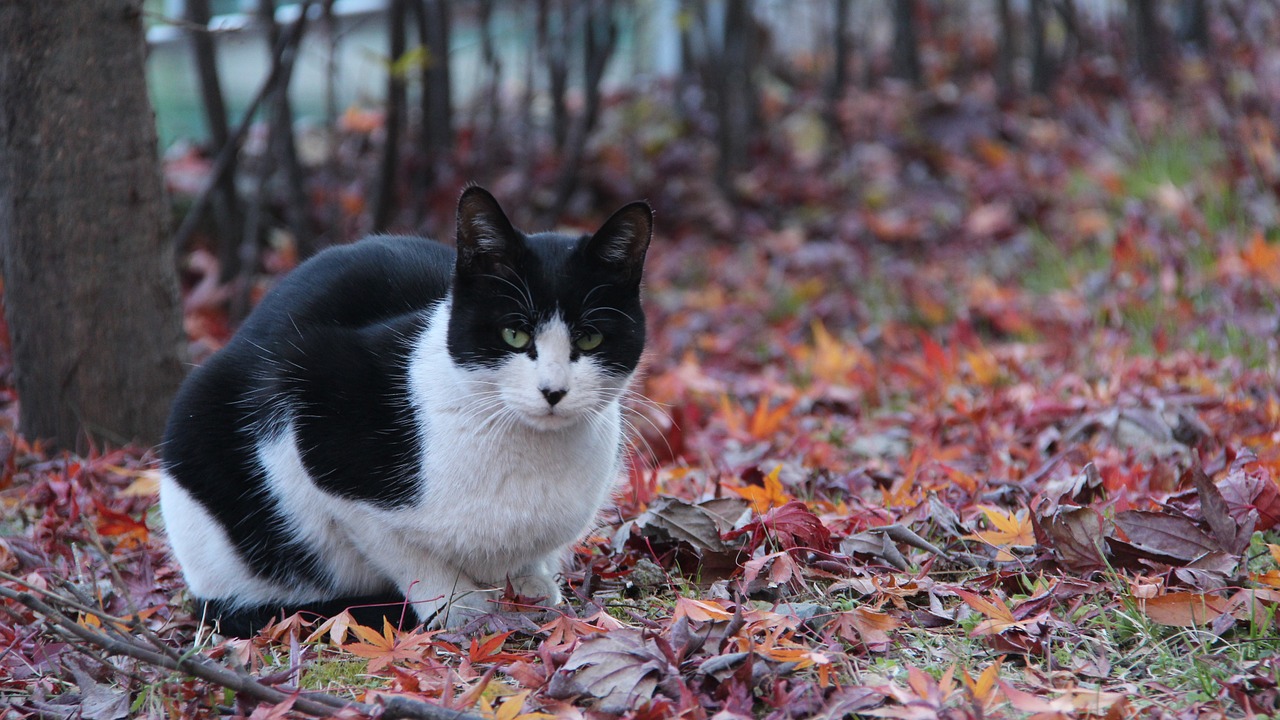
(1035, 503, 1108, 573)
(1113, 510, 1219, 563)
(545, 630, 675, 713)
(1139, 592, 1234, 627)
(830, 608, 900, 652)
(635, 496, 732, 553)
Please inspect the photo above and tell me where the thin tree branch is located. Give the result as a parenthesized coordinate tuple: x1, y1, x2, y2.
(0, 583, 485, 720)
(171, 0, 314, 254)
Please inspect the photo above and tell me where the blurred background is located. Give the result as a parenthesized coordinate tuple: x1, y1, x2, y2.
(144, 1, 1279, 381)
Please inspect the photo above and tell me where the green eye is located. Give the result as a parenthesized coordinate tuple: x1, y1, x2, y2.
(501, 328, 531, 349)
(575, 332, 604, 351)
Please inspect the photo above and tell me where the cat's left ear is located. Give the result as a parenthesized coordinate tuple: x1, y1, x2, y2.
(586, 201, 652, 285)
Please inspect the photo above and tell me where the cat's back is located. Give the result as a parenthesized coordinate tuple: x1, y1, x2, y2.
(243, 235, 454, 334)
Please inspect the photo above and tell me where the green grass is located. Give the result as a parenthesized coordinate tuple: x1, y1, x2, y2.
(1017, 228, 1110, 296)
(299, 654, 374, 695)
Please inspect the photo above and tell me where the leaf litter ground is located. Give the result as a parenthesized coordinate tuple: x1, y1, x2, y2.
(2, 75, 1280, 718)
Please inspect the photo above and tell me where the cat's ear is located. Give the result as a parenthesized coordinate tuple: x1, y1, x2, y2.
(455, 186, 519, 274)
(586, 201, 652, 284)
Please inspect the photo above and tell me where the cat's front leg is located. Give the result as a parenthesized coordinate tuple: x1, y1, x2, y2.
(397, 559, 501, 628)
(507, 556, 563, 606)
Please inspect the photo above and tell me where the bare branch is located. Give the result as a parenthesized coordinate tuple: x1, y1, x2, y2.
(0, 582, 484, 720)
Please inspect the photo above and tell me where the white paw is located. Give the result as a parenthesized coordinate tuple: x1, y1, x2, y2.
(509, 572, 562, 606)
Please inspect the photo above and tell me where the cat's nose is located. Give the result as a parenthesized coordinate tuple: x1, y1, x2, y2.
(541, 387, 567, 406)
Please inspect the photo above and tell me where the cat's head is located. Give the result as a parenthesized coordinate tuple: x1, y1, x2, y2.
(447, 186, 652, 431)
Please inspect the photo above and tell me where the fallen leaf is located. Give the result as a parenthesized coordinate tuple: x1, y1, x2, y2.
(732, 465, 792, 514)
(830, 607, 900, 652)
(673, 597, 734, 623)
(954, 589, 1018, 636)
(545, 630, 675, 713)
(967, 505, 1035, 561)
(1035, 503, 1108, 573)
(1113, 510, 1219, 562)
(1139, 592, 1234, 627)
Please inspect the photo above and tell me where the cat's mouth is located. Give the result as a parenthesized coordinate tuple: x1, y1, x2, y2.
(519, 406, 580, 431)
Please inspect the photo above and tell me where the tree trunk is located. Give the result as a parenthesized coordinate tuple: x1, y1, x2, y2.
(891, 0, 922, 86)
(1177, 0, 1209, 49)
(545, 0, 571, 153)
(0, 0, 186, 450)
(717, 0, 756, 190)
(828, 0, 851, 113)
(996, 0, 1016, 98)
(1029, 0, 1053, 94)
(416, 0, 454, 173)
(1130, 0, 1175, 88)
(372, 0, 408, 232)
(547, 0, 618, 221)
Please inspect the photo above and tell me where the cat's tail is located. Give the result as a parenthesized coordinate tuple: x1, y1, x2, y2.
(199, 593, 416, 638)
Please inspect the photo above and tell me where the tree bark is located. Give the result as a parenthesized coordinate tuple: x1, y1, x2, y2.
(0, 0, 186, 450)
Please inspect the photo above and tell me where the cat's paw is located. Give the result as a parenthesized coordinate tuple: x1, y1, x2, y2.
(508, 572, 562, 606)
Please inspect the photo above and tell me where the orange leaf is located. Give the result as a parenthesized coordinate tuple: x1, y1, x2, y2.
(966, 506, 1035, 561)
(961, 657, 1002, 708)
(673, 597, 734, 623)
(964, 349, 1001, 386)
(1242, 231, 1280, 286)
(341, 619, 434, 672)
(803, 320, 864, 384)
(830, 608, 899, 652)
(1139, 592, 1233, 627)
(306, 609, 355, 645)
(954, 588, 1018, 636)
(732, 465, 791, 514)
(469, 631, 524, 663)
(539, 615, 606, 649)
(93, 500, 148, 546)
(748, 396, 796, 439)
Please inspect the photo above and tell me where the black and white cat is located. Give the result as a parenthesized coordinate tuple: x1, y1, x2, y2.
(160, 187, 652, 635)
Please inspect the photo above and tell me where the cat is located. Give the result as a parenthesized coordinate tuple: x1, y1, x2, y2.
(160, 187, 652, 636)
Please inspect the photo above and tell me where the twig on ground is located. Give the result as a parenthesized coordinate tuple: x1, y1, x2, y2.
(0, 582, 484, 720)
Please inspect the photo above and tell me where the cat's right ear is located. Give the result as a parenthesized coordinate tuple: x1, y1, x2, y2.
(455, 186, 519, 274)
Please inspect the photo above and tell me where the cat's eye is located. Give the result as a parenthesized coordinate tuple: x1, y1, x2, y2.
(501, 328, 531, 350)
(575, 332, 604, 351)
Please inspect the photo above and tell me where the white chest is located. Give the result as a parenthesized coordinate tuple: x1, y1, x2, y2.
(413, 402, 623, 568)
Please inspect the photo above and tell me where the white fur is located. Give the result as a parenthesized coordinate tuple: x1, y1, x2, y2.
(163, 300, 629, 627)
